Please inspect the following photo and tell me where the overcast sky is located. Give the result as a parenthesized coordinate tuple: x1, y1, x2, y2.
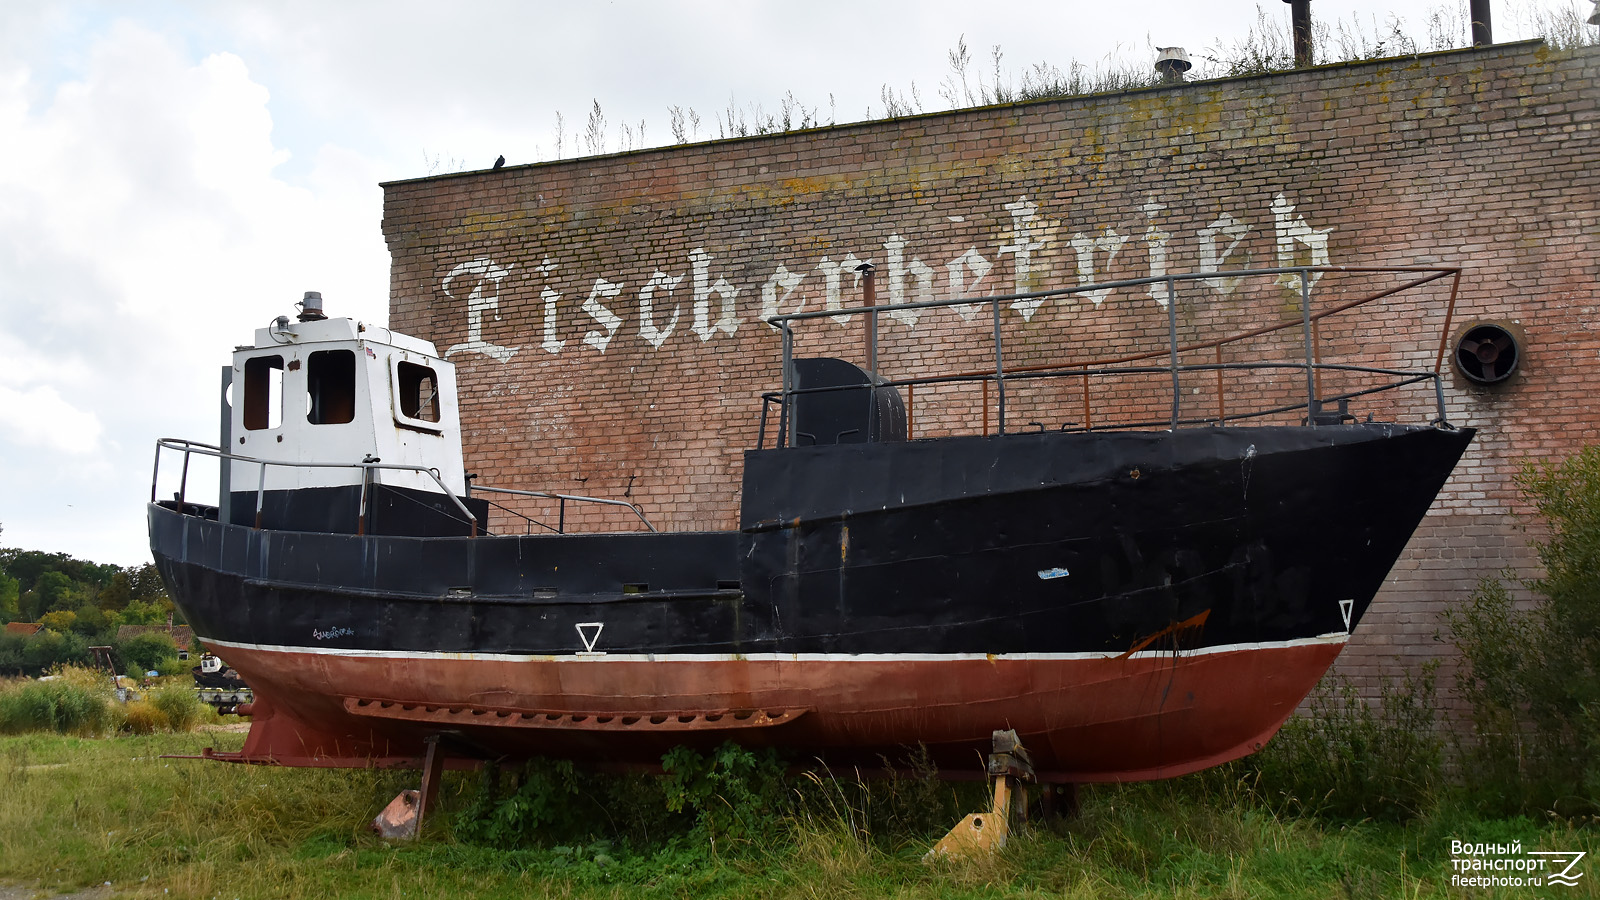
(0, 1, 1589, 566)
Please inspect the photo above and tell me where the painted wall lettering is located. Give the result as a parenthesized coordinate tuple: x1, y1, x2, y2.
(1071, 228, 1127, 308)
(639, 270, 684, 349)
(1198, 214, 1252, 297)
(442, 258, 517, 363)
(1143, 197, 1173, 308)
(582, 278, 625, 352)
(536, 257, 564, 355)
(759, 265, 805, 328)
(1272, 193, 1333, 293)
(690, 248, 739, 341)
(436, 194, 1334, 356)
(945, 248, 993, 322)
(884, 234, 936, 326)
(1000, 198, 1047, 320)
(816, 254, 869, 326)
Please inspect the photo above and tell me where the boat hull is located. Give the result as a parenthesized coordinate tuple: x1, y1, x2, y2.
(150, 423, 1473, 781)
(193, 636, 1344, 782)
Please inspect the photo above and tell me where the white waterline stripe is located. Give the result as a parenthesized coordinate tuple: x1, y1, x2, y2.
(201, 632, 1348, 664)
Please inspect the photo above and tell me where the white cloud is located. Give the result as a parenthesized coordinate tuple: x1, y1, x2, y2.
(0, 383, 103, 455)
(0, 17, 388, 564)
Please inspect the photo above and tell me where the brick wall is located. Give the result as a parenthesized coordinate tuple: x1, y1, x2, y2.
(382, 41, 1599, 694)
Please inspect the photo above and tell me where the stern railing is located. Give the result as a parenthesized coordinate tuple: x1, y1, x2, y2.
(757, 265, 1462, 448)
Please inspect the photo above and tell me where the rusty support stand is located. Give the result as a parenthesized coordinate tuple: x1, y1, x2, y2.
(417, 736, 445, 830)
(924, 729, 1037, 861)
(1039, 782, 1079, 820)
(372, 736, 448, 841)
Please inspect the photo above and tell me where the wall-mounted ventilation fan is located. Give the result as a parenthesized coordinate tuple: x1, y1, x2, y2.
(1452, 321, 1525, 385)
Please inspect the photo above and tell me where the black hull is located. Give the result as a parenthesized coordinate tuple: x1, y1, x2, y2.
(155, 425, 1470, 657)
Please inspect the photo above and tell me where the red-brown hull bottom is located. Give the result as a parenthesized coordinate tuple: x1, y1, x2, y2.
(210, 638, 1345, 782)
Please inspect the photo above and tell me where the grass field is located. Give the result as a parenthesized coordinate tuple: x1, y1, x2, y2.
(3, 732, 1599, 899)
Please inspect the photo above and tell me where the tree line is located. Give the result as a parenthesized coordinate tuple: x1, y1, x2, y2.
(0, 525, 184, 676)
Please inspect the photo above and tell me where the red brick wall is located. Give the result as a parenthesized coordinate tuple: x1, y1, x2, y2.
(382, 41, 1599, 693)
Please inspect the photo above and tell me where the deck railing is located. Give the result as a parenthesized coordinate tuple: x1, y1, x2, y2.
(150, 439, 654, 535)
(757, 265, 1462, 449)
(470, 485, 655, 534)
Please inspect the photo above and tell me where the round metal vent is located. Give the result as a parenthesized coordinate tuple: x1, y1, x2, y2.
(1453, 320, 1524, 385)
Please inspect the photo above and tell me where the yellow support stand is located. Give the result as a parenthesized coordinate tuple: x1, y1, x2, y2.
(924, 729, 1036, 862)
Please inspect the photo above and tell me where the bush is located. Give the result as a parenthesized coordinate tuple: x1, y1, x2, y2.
(660, 742, 790, 852)
(122, 699, 168, 734)
(0, 632, 24, 674)
(146, 681, 208, 731)
(1238, 665, 1442, 821)
(154, 655, 188, 677)
(0, 670, 121, 735)
(0, 630, 92, 677)
(13, 630, 89, 676)
(116, 632, 178, 674)
(1446, 445, 1600, 815)
(455, 742, 792, 858)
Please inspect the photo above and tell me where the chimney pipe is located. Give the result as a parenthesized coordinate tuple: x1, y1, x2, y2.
(1283, 0, 1313, 67)
(856, 263, 877, 372)
(1155, 48, 1192, 84)
(1470, 0, 1493, 45)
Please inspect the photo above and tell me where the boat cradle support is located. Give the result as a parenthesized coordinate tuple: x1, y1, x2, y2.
(371, 735, 449, 841)
(925, 729, 1062, 861)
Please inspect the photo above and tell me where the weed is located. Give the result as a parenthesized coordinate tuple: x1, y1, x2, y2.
(145, 681, 211, 731)
(455, 757, 583, 846)
(121, 699, 167, 734)
(659, 742, 789, 855)
(1446, 445, 1600, 816)
(10, 731, 1600, 898)
(1251, 665, 1443, 821)
(0, 671, 121, 736)
(791, 746, 977, 851)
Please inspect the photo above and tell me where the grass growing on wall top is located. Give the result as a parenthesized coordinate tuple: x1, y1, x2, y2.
(438, 0, 1599, 173)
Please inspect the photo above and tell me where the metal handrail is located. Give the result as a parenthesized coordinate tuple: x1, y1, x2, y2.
(470, 485, 656, 533)
(761, 265, 1461, 447)
(477, 496, 557, 535)
(151, 438, 478, 537)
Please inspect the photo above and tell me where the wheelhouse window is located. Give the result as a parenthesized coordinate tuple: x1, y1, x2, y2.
(394, 361, 441, 425)
(242, 355, 283, 431)
(306, 349, 356, 425)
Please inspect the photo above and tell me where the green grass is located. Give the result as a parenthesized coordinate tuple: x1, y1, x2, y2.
(4, 733, 1600, 899)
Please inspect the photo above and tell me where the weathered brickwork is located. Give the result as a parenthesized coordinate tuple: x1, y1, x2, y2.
(382, 41, 1599, 696)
